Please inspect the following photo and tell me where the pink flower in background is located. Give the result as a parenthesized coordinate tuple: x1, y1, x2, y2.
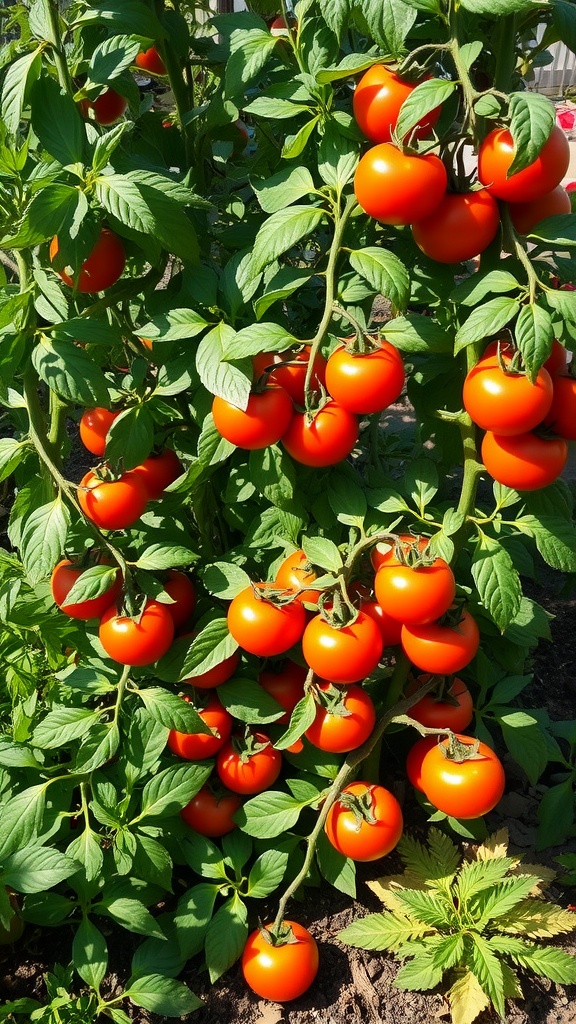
(557, 107, 576, 132)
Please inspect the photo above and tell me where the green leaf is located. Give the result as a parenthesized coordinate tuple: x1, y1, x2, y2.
(133, 544, 195, 571)
(196, 322, 251, 410)
(0, 785, 47, 860)
(75, 723, 120, 773)
(31, 75, 84, 166)
(98, 897, 166, 940)
(474, 876, 541, 927)
(249, 206, 324, 277)
(537, 778, 575, 848)
(254, 267, 313, 320)
(0, 438, 27, 483)
(302, 536, 343, 572)
(138, 763, 213, 820)
(223, 321, 296, 360)
(203, 561, 250, 599)
(225, 30, 277, 96)
(282, 115, 321, 159)
(514, 304, 554, 382)
(234, 790, 304, 838)
(398, 829, 460, 890)
(405, 457, 438, 514)
(156, 617, 238, 683)
(72, 918, 108, 990)
(77, 0, 162, 36)
(132, 835, 173, 891)
(528, 214, 576, 249)
(20, 498, 69, 585)
(87, 34, 141, 87)
(515, 515, 576, 572)
(66, 827, 103, 883)
(396, 79, 457, 140)
(204, 894, 248, 983)
(246, 849, 289, 898)
(395, 952, 444, 992)
(461, 0, 542, 12)
(32, 337, 109, 406)
(393, 889, 453, 927)
(137, 689, 213, 735)
(318, 122, 359, 189)
(339, 912, 430, 951)
(498, 715, 549, 786)
(125, 975, 202, 1016)
(508, 92, 556, 176)
(455, 298, 521, 352)
(452, 270, 521, 307)
(32, 706, 100, 749)
(2, 846, 78, 893)
(139, 307, 209, 341)
(350, 248, 410, 311)
(384, 314, 454, 353)
(105, 407, 154, 471)
(252, 165, 316, 214)
(95, 174, 155, 234)
(2, 48, 42, 134)
(327, 469, 367, 527)
(471, 533, 522, 631)
(316, 53, 380, 84)
(359, 0, 417, 54)
(217, 677, 284, 725)
(316, 831, 356, 897)
(274, 692, 317, 751)
(244, 95, 311, 119)
(470, 932, 505, 1017)
(61, 566, 120, 608)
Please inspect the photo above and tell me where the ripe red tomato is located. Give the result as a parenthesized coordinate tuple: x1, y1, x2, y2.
(78, 469, 148, 530)
(508, 184, 571, 235)
(358, 600, 403, 646)
(180, 785, 241, 836)
(275, 550, 321, 605)
(463, 352, 553, 435)
(131, 449, 182, 500)
(408, 675, 474, 732)
(135, 46, 167, 76)
(481, 430, 568, 490)
(78, 88, 128, 125)
(50, 229, 126, 292)
(401, 608, 480, 675)
(282, 401, 358, 467)
(212, 387, 293, 450)
(354, 144, 447, 225)
(242, 921, 319, 1002)
(227, 585, 306, 657)
(302, 609, 383, 684)
(420, 734, 505, 819)
(544, 374, 576, 440)
(353, 64, 440, 144)
(406, 735, 438, 793)
(163, 571, 196, 629)
(325, 340, 405, 414)
(411, 190, 500, 264)
(99, 599, 174, 665)
(183, 650, 240, 689)
(374, 557, 456, 626)
(167, 692, 233, 760)
(544, 339, 569, 376)
(216, 733, 282, 794)
(252, 346, 327, 405)
(305, 682, 376, 753)
(50, 558, 122, 620)
(478, 125, 570, 202)
(325, 781, 403, 861)
(259, 661, 307, 723)
(269, 15, 290, 36)
(79, 408, 119, 456)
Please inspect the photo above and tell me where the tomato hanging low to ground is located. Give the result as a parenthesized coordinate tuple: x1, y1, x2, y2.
(354, 144, 448, 225)
(419, 733, 506, 819)
(325, 781, 403, 861)
(242, 920, 319, 1002)
(406, 735, 438, 793)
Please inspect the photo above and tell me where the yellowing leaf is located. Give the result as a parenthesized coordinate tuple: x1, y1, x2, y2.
(475, 828, 509, 862)
(449, 970, 490, 1024)
(496, 899, 576, 938)
(511, 863, 556, 895)
(367, 872, 428, 910)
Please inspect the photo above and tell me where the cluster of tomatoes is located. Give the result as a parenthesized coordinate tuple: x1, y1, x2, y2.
(212, 336, 405, 467)
(464, 338, 573, 491)
(352, 64, 571, 264)
(79, 45, 167, 127)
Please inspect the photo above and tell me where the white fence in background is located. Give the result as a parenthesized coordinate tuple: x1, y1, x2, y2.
(531, 41, 576, 96)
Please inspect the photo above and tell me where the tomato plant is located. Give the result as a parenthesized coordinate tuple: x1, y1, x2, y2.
(181, 786, 242, 837)
(374, 556, 456, 625)
(401, 609, 480, 675)
(324, 339, 405, 414)
(259, 661, 307, 722)
(99, 599, 174, 666)
(354, 145, 447, 225)
(302, 609, 383, 684)
(325, 782, 403, 861)
(216, 733, 282, 794)
(131, 449, 183, 499)
(419, 734, 506, 819)
(353, 64, 440, 144)
(478, 125, 570, 202)
(305, 682, 376, 753)
(212, 387, 294, 450)
(252, 346, 327, 404)
(281, 402, 358, 466)
(508, 184, 571, 235)
(411, 190, 500, 264)
(51, 558, 122, 621)
(481, 430, 568, 490)
(408, 675, 474, 732)
(49, 228, 126, 292)
(78, 470, 149, 530)
(544, 374, 576, 440)
(79, 407, 119, 457)
(168, 693, 233, 760)
(242, 921, 319, 1002)
(227, 585, 306, 656)
(275, 549, 321, 604)
(463, 351, 553, 435)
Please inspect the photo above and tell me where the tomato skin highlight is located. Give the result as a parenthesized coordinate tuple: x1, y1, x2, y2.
(50, 229, 126, 292)
(51, 558, 122, 620)
(408, 675, 474, 732)
(168, 693, 233, 760)
(508, 184, 571, 235)
(212, 387, 293, 450)
(374, 557, 456, 626)
(354, 144, 447, 226)
(135, 46, 167, 76)
(411, 190, 500, 264)
(259, 661, 307, 723)
(401, 608, 480, 675)
(216, 733, 282, 794)
(543, 374, 576, 440)
(79, 408, 119, 456)
(353, 64, 440, 144)
(325, 781, 403, 861)
(252, 346, 327, 405)
(305, 683, 376, 753)
(420, 734, 505, 819)
(99, 599, 174, 666)
(78, 470, 148, 530)
(227, 585, 306, 657)
(325, 341, 405, 415)
(478, 125, 570, 202)
(463, 355, 553, 436)
(359, 600, 403, 646)
(180, 785, 241, 836)
(481, 430, 568, 491)
(131, 449, 182, 500)
(282, 402, 359, 467)
(275, 549, 321, 605)
(302, 610, 383, 684)
(242, 921, 319, 1002)
(79, 89, 128, 125)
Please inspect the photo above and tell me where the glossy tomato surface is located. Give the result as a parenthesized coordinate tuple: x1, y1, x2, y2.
(282, 402, 358, 467)
(131, 449, 182, 500)
(252, 346, 327, 405)
(259, 661, 307, 723)
(79, 408, 119, 456)
(420, 734, 505, 819)
(78, 470, 148, 530)
(163, 571, 196, 629)
(212, 387, 293, 450)
(508, 183, 571, 235)
(354, 144, 447, 225)
(544, 374, 576, 440)
(411, 190, 500, 263)
(353, 64, 440, 144)
(99, 599, 174, 665)
(167, 693, 233, 760)
(216, 733, 282, 794)
(406, 735, 438, 793)
(180, 785, 241, 836)
(275, 549, 321, 605)
(463, 354, 553, 435)
(50, 229, 126, 292)
(79, 88, 128, 125)
(305, 683, 376, 752)
(481, 430, 568, 490)
(401, 608, 480, 675)
(325, 781, 403, 861)
(227, 585, 306, 657)
(408, 675, 474, 732)
(242, 921, 319, 1002)
(358, 600, 403, 646)
(478, 125, 570, 202)
(302, 609, 383, 684)
(325, 340, 405, 414)
(51, 558, 122, 620)
(374, 557, 456, 625)
(135, 46, 167, 75)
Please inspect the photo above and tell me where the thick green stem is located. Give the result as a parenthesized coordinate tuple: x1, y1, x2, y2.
(493, 15, 517, 94)
(451, 344, 484, 561)
(448, 1, 480, 142)
(113, 665, 131, 726)
(40, 0, 73, 93)
(48, 390, 68, 465)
